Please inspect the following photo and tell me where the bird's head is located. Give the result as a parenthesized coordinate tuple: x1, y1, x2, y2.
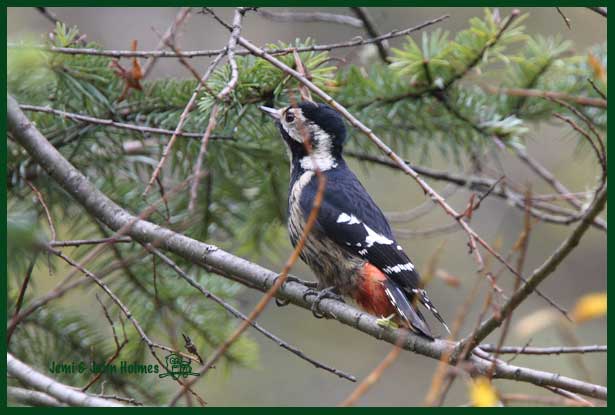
(260, 101, 347, 171)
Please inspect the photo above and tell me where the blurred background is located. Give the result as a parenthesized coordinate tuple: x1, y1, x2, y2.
(7, 7, 607, 406)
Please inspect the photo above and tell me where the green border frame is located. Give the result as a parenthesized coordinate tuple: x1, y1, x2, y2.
(3, 2, 609, 411)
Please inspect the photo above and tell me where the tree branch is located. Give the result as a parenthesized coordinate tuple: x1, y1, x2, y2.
(8, 94, 607, 400)
(7, 354, 126, 407)
(461, 182, 607, 350)
(8, 14, 449, 59)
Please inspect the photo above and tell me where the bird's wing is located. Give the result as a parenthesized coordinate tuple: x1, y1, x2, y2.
(300, 168, 448, 333)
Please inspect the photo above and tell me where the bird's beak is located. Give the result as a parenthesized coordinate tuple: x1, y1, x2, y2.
(259, 106, 280, 120)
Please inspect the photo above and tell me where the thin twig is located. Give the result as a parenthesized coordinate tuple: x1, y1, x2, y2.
(481, 85, 606, 108)
(142, 243, 355, 382)
(236, 31, 572, 315)
(81, 294, 128, 392)
(142, 7, 192, 78)
(25, 179, 56, 241)
(587, 78, 607, 100)
(338, 340, 403, 406)
(487, 190, 533, 379)
(35, 7, 61, 25)
(168, 91, 329, 406)
(480, 344, 607, 355)
(142, 49, 227, 196)
(553, 112, 607, 179)
(556, 8, 572, 29)
(9, 14, 449, 59)
(10, 96, 608, 401)
(46, 246, 207, 405)
(188, 105, 218, 213)
(7, 253, 39, 344)
(461, 183, 607, 351)
(19, 104, 231, 140)
(350, 7, 389, 62)
(49, 236, 133, 247)
(257, 9, 363, 28)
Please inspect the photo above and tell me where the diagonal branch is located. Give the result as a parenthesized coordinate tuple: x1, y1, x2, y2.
(8, 94, 607, 400)
(461, 183, 607, 350)
(234, 33, 574, 314)
(350, 7, 389, 62)
(7, 354, 126, 407)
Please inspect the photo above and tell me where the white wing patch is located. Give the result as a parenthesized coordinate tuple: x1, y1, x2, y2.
(363, 223, 394, 247)
(336, 213, 361, 225)
(382, 262, 415, 274)
(336, 212, 394, 248)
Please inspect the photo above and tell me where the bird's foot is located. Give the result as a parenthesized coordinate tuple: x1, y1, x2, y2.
(286, 276, 319, 288)
(273, 276, 319, 307)
(376, 314, 399, 329)
(302, 286, 345, 319)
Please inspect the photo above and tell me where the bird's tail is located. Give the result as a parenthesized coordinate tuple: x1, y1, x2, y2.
(383, 280, 434, 339)
(414, 288, 450, 335)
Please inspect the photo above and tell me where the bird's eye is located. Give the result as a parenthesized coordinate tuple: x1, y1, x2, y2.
(285, 112, 295, 123)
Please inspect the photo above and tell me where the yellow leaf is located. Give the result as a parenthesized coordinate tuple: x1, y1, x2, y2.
(469, 377, 499, 407)
(571, 292, 607, 323)
(513, 308, 559, 338)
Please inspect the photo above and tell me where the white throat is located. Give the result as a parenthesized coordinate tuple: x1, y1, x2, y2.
(299, 152, 338, 171)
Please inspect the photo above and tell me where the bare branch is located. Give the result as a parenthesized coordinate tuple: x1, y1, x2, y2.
(25, 179, 56, 241)
(7, 253, 39, 344)
(258, 9, 363, 28)
(49, 236, 133, 247)
(461, 183, 607, 350)
(7, 354, 125, 407)
(233, 34, 586, 313)
(481, 85, 606, 109)
(556, 7, 572, 29)
(479, 344, 607, 355)
(142, 49, 226, 196)
(8, 386, 67, 407)
(141, 7, 192, 78)
(338, 341, 403, 406)
(8, 14, 449, 59)
(20, 104, 231, 140)
(350, 7, 389, 61)
(8, 95, 607, 400)
(142, 243, 355, 382)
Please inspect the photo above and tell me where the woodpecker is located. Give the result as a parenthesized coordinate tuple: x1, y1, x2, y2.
(260, 101, 448, 339)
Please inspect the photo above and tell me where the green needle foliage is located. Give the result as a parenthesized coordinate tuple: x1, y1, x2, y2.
(6, 10, 607, 403)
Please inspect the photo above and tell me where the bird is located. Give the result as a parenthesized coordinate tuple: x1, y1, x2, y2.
(260, 101, 448, 339)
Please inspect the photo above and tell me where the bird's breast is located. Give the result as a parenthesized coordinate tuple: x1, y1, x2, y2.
(287, 170, 363, 292)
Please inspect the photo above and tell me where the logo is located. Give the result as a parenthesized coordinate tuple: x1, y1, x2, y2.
(159, 352, 200, 380)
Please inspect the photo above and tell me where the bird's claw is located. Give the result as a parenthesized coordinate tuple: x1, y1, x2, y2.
(303, 286, 344, 319)
(272, 275, 318, 307)
(287, 276, 319, 288)
(275, 297, 291, 307)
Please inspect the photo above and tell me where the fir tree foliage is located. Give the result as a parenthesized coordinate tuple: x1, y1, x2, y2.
(6, 10, 607, 402)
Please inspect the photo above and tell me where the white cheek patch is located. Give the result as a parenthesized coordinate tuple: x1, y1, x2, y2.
(363, 224, 394, 247)
(298, 125, 338, 171)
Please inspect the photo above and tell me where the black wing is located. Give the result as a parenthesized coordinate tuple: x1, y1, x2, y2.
(300, 164, 449, 334)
